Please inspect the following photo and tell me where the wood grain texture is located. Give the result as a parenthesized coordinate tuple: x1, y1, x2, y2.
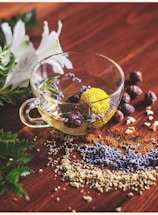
(0, 2, 158, 212)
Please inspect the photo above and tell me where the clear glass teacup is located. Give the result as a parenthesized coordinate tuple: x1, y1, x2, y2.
(19, 51, 124, 135)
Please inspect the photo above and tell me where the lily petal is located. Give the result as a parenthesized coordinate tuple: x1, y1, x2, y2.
(3, 50, 38, 89)
(1, 22, 12, 46)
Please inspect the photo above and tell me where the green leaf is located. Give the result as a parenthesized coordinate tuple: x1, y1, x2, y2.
(0, 47, 31, 106)
(10, 154, 33, 166)
(0, 85, 32, 106)
(0, 140, 34, 159)
(5, 169, 26, 197)
(0, 129, 34, 198)
(0, 9, 40, 46)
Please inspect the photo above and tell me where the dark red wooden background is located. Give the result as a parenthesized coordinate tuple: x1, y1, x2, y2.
(0, 2, 158, 212)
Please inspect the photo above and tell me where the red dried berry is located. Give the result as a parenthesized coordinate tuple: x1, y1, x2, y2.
(144, 90, 157, 106)
(121, 92, 131, 104)
(126, 85, 143, 99)
(130, 71, 143, 83)
(63, 112, 82, 128)
(120, 103, 135, 116)
(112, 110, 124, 123)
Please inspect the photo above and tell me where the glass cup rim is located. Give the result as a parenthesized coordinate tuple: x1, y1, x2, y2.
(30, 51, 125, 105)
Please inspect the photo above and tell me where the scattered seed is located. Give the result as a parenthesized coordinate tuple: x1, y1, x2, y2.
(146, 109, 154, 116)
(144, 122, 151, 127)
(115, 207, 122, 212)
(12, 197, 18, 202)
(38, 169, 43, 173)
(34, 136, 37, 141)
(45, 128, 158, 197)
(83, 195, 92, 202)
(127, 192, 134, 197)
(56, 197, 60, 202)
(126, 116, 136, 124)
(148, 115, 154, 121)
(150, 122, 158, 131)
(125, 126, 135, 134)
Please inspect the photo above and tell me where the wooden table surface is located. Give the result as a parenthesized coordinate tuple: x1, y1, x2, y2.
(0, 2, 158, 212)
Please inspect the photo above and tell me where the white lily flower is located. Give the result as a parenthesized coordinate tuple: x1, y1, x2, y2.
(1, 19, 72, 89)
(36, 21, 72, 71)
(1, 20, 35, 61)
(3, 50, 38, 89)
(36, 20, 62, 61)
(1, 20, 37, 89)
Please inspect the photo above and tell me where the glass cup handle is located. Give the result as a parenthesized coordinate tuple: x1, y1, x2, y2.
(19, 98, 50, 128)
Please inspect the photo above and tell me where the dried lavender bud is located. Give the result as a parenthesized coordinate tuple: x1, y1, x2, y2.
(121, 92, 131, 104)
(120, 103, 135, 116)
(126, 85, 143, 99)
(130, 71, 143, 83)
(63, 112, 82, 128)
(66, 94, 80, 103)
(144, 90, 157, 106)
(79, 85, 91, 96)
(112, 110, 124, 123)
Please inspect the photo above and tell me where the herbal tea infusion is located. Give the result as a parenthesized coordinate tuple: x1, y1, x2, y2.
(19, 52, 124, 135)
(36, 75, 116, 134)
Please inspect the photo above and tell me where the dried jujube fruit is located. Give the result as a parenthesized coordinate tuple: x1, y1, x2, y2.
(120, 92, 131, 104)
(126, 85, 143, 99)
(63, 112, 82, 128)
(112, 110, 124, 123)
(130, 71, 143, 83)
(119, 103, 135, 116)
(144, 90, 157, 106)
